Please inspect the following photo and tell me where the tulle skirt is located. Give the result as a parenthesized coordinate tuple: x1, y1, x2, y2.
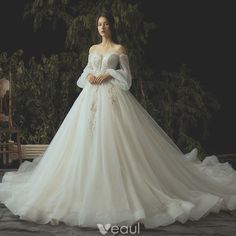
(1, 82, 236, 229)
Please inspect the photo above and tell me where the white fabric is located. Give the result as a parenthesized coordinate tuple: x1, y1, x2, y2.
(76, 54, 93, 88)
(1, 51, 236, 229)
(77, 51, 132, 91)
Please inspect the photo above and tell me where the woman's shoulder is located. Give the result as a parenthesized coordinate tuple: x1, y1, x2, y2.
(88, 43, 127, 54)
(89, 44, 98, 53)
(113, 44, 127, 54)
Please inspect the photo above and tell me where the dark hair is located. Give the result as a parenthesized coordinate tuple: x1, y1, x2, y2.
(95, 10, 118, 43)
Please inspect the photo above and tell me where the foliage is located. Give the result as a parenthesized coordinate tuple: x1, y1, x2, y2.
(140, 64, 220, 158)
(0, 50, 81, 144)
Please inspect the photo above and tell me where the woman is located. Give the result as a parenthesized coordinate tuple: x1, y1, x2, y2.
(1, 11, 236, 229)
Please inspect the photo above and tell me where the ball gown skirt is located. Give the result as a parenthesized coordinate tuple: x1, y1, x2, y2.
(0, 50, 236, 229)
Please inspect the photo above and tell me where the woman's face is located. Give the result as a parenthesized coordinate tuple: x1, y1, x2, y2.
(97, 16, 111, 38)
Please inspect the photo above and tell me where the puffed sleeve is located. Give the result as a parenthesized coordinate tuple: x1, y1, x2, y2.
(76, 54, 94, 88)
(105, 54, 132, 91)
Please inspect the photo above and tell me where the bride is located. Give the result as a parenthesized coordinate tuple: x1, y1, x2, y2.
(1, 10, 236, 229)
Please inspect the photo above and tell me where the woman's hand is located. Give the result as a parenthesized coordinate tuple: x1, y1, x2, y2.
(87, 73, 97, 84)
(95, 73, 111, 84)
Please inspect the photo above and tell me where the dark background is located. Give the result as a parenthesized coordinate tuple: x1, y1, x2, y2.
(0, 1, 235, 154)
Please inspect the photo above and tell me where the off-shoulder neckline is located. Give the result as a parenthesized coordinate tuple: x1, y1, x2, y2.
(89, 51, 128, 57)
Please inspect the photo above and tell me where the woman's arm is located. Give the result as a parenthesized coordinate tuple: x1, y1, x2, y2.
(76, 46, 95, 88)
(105, 46, 132, 91)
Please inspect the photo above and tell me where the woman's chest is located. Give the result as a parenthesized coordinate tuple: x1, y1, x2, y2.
(90, 53, 120, 70)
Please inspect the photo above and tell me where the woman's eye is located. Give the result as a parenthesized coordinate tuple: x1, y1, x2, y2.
(98, 22, 109, 27)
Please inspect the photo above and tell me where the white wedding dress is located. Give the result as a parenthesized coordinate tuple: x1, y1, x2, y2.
(1, 49, 236, 229)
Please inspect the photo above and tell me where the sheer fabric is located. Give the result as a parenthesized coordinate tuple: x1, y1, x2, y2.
(1, 50, 236, 229)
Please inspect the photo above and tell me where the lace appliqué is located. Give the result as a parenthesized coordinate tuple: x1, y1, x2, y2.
(108, 84, 116, 105)
(89, 102, 97, 133)
(89, 86, 99, 135)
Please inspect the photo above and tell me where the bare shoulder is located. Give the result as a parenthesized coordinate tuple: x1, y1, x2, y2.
(89, 44, 98, 53)
(114, 44, 127, 55)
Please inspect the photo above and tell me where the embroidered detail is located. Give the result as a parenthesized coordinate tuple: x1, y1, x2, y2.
(89, 101, 97, 134)
(108, 84, 116, 105)
(89, 86, 99, 134)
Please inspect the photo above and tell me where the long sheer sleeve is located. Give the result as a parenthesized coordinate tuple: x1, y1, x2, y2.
(105, 54, 132, 91)
(76, 54, 94, 88)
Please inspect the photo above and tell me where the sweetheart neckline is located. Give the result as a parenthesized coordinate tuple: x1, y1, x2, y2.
(89, 51, 127, 58)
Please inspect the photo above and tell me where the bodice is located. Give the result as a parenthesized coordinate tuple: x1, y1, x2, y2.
(89, 52, 122, 75)
(77, 50, 132, 91)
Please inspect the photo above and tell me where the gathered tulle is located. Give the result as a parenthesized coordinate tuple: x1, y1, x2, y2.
(1, 52, 236, 229)
(1, 83, 236, 229)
